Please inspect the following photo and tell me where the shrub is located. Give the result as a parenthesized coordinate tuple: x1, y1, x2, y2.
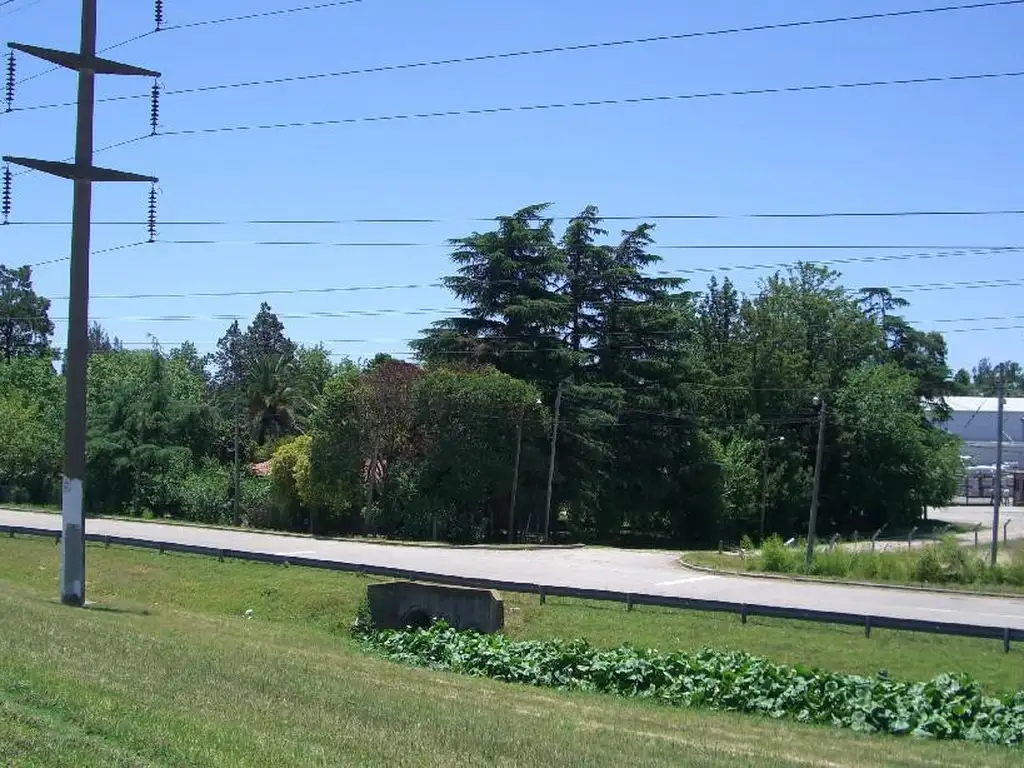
(176, 461, 232, 524)
(759, 535, 795, 573)
(361, 624, 1024, 747)
(809, 547, 854, 578)
(913, 546, 943, 584)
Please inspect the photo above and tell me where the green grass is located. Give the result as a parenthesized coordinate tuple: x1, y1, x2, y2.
(1, 537, 1022, 766)
(685, 535, 1024, 595)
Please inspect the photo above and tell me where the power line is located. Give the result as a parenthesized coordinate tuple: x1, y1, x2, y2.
(23, 241, 1022, 274)
(31, 311, 1024, 327)
(40, 276, 1024, 303)
(71, 325, 1024, 360)
(28, 240, 151, 268)
(152, 70, 1024, 139)
(0, 0, 45, 17)
(10, 210, 1024, 227)
(11, 1, 366, 85)
(160, 0, 365, 32)
(11, 1, 1024, 113)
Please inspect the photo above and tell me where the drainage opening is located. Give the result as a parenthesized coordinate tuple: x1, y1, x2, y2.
(402, 608, 432, 630)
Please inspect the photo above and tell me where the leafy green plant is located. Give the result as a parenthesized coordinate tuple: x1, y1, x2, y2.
(361, 623, 1024, 747)
(759, 535, 796, 573)
(913, 546, 943, 583)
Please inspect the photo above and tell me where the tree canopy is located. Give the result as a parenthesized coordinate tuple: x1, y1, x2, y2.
(0, 211, 971, 544)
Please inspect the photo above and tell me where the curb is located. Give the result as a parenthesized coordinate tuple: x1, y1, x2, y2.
(678, 556, 1024, 600)
(0, 508, 585, 552)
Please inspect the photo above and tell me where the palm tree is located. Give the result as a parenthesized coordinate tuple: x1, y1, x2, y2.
(246, 354, 299, 445)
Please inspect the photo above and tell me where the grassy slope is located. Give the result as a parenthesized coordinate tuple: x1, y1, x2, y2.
(0, 537, 1021, 767)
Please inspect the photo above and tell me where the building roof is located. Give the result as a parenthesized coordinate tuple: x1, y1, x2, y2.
(943, 396, 1024, 414)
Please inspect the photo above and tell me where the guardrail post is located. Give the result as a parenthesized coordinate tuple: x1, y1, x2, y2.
(740, 604, 748, 624)
(158, 543, 165, 554)
(1003, 520, 1011, 544)
(7, 528, 13, 538)
(218, 550, 225, 562)
(864, 616, 872, 638)
(718, 540, 723, 555)
(104, 536, 110, 548)
(1005, 628, 1011, 654)
(907, 526, 917, 549)
(539, 587, 546, 605)
(626, 594, 634, 612)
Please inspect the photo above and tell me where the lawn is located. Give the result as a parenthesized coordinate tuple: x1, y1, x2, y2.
(1, 536, 1023, 766)
(684, 535, 1024, 595)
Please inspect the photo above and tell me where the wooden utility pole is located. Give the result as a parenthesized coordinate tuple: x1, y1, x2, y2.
(508, 401, 525, 543)
(805, 395, 826, 568)
(991, 364, 1006, 566)
(543, 382, 564, 544)
(4, 0, 160, 606)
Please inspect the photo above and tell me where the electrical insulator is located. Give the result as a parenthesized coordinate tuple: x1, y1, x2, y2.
(2, 164, 12, 225)
(147, 184, 158, 242)
(4, 52, 15, 112)
(154, 0, 164, 32)
(150, 80, 161, 135)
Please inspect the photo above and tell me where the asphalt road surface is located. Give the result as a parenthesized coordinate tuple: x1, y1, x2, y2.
(2, 508, 1024, 631)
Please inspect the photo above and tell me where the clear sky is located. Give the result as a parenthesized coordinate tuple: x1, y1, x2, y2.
(2, 0, 1022, 373)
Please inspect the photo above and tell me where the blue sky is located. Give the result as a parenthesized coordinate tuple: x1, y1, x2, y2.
(2, 0, 1022, 373)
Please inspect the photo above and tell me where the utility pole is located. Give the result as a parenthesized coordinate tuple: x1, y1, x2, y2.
(991, 364, 1006, 566)
(4, 0, 160, 607)
(508, 401, 525, 543)
(543, 382, 564, 544)
(233, 392, 241, 526)
(805, 395, 826, 568)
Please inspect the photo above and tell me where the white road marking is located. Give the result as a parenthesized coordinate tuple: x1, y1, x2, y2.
(277, 550, 317, 557)
(655, 575, 716, 587)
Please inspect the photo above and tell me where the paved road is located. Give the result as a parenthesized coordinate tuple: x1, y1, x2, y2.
(3, 508, 1024, 631)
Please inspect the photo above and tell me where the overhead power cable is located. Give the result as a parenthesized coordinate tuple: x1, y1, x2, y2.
(6, 70, 1020, 172)
(43, 276, 1024, 303)
(24, 240, 1023, 272)
(10, 209, 1024, 226)
(12, 0, 366, 85)
(31, 311, 1024, 327)
(10, 1, 1024, 112)
(76, 325, 1024, 359)
(152, 70, 1024, 139)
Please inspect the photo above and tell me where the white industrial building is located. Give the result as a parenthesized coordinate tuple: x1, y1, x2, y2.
(939, 396, 1024, 466)
(934, 396, 1024, 501)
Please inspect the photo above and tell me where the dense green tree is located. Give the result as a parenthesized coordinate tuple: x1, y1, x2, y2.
(85, 348, 217, 517)
(87, 321, 123, 355)
(0, 264, 54, 361)
(0, 357, 63, 503)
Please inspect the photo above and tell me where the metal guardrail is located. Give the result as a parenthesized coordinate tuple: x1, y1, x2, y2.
(3, 523, 1022, 652)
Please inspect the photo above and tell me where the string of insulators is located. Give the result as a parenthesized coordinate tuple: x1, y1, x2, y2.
(4, 52, 15, 112)
(2, 164, 12, 225)
(150, 80, 160, 135)
(147, 183, 158, 242)
(154, 0, 164, 31)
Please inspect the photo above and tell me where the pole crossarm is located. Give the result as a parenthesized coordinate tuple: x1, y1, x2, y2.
(3, 155, 157, 183)
(8, 42, 160, 78)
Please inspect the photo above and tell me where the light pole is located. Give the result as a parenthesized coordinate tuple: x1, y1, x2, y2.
(805, 395, 826, 568)
(509, 397, 541, 543)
